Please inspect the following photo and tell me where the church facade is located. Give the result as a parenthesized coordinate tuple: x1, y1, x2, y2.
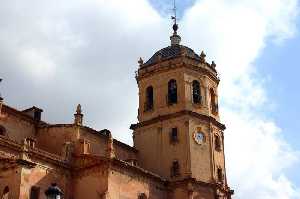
(0, 24, 233, 199)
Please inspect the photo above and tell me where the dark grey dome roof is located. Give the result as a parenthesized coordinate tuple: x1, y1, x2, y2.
(143, 45, 201, 67)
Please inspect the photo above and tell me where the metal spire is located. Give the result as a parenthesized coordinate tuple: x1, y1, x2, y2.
(171, 0, 177, 25)
(170, 0, 181, 45)
(171, 0, 178, 33)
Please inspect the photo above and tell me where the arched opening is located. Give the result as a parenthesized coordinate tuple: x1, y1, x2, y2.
(30, 186, 40, 199)
(171, 160, 180, 177)
(138, 193, 147, 199)
(170, 127, 178, 143)
(217, 168, 223, 182)
(2, 186, 9, 199)
(210, 88, 218, 114)
(0, 126, 6, 136)
(168, 79, 177, 105)
(145, 86, 154, 111)
(192, 80, 201, 104)
(215, 135, 221, 151)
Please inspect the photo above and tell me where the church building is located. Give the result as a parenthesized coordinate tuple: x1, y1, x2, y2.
(0, 21, 234, 199)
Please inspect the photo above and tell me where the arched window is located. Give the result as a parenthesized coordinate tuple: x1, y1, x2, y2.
(145, 86, 153, 111)
(215, 135, 221, 151)
(217, 168, 223, 182)
(170, 127, 178, 143)
(192, 80, 201, 104)
(210, 88, 218, 114)
(171, 160, 180, 177)
(30, 186, 40, 199)
(168, 79, 177, 105)
(2, 186, 9, 199)
(138, 193, 147, 199)
(0, 126, 6, 136)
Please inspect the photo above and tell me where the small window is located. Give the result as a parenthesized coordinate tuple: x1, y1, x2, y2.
(171, 160, 180, 177)
(145, 86, 154, 111)
(170, 128, 178, 143)
(215, 135, 222, 151)
(30, 186, 40, 199)
(168, 79, 177, 105)
(138, 193, 147, 199)
(0, 126, 6, 136)
(192, 80, 201, 104)
(217, 168, 223, 182)
(2, 186, 9, 199)
(210, 88, 218, 114)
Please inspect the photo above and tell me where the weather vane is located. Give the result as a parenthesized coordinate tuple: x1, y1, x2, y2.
(171, 0, 179, 34)
(171, 0, 177, 25)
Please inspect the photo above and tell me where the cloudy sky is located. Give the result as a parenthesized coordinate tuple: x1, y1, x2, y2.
(1, 0, 300, 198)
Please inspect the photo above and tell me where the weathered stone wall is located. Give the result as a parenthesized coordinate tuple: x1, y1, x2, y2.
(0, 106, 36, 144)
(189, 117, 213, 182)
(0, 167, 21, 199)
(19, 165, 70, 199)
(138, 67, 186, 122)
(108, 164, 168, 199)
(72, 164, 108, 199)
(134, 115, 191, 180)
(36, 125, 78, 156)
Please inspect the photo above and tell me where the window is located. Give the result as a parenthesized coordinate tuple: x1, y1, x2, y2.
(171, 160, 180, 177)
(168, 79, 177, 105)
(30, 186, 40, 199)
(217, 168, 223, 182)
(215, 135, 221, 151)
(170, 128, 178, 143)
(192, 80, 201, 104)
(210, 88, 218, 114)
(138, 193, 147, 199)
(145, 86, 154, 111)
(0, 126, 6, 136)
(2, 186, 9, 199)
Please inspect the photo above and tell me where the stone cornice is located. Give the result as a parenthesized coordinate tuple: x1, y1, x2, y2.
(168, 177, 233, 196)
(111, 158, 167, 183)
(130, 110, 226, 131)
(136, 57, 219, 84)
(0, 137, 69, 169)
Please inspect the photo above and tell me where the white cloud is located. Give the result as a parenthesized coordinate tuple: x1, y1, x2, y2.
(181, 0, 300, 198)
(0, 0, 299, 198)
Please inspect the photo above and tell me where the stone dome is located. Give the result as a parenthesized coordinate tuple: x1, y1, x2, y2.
(143, 45, 201, 67)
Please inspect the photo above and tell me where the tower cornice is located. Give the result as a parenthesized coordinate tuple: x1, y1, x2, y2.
(130, 110, 226, 131)
(136, 57, 219, 84)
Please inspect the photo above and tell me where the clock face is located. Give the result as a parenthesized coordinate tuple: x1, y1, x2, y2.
(194, 131, 205, 144)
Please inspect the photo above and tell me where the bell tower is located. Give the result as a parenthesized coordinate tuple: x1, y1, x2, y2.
(131, 18, 233, 199)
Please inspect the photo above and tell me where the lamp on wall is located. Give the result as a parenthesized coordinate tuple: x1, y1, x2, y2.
(45, 183, 63, 199)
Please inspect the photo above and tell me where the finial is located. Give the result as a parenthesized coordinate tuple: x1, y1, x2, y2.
(76, 104, 82, 114)
(211, 61, 216, 68)
(170, 0, 181, 45)
(74, 104, 83, 126)
(106, 130, 115, 159)
(0, 78, 3, 101)
(138, 57, 144, 66)
(200, 51, 206, 63)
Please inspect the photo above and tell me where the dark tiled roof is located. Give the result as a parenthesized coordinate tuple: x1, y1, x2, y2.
(143, 45, 200, 67)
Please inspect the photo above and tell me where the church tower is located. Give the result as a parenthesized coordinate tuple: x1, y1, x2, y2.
(131, 20, 233, 198)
